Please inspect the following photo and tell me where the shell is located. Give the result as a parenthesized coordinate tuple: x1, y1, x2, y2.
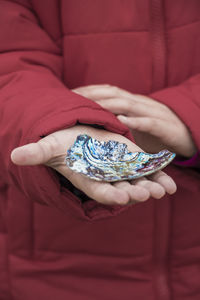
(65, 134, 176, 182)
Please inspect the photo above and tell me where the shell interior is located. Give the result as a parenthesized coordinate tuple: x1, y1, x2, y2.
(65, 134, 176, 182)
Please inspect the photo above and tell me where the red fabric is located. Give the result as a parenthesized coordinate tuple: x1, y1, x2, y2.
(0, 0, 200, 299)
(173, 151, 200, 169)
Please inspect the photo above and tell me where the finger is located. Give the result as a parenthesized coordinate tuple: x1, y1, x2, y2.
(73, 85, 140, 102)
(57, 165, 130, 205)
(113, 181, 150, 202)
(117, 116, 174, 142)
(73, 85, 161, 107)
(11, 135, 59, 166)
(73, 85, 116, 100)
(132, 177, 166, 199)
(73, 84, 110, 92)
(95, 98, 167, 119)
(147, 171, 177, 195)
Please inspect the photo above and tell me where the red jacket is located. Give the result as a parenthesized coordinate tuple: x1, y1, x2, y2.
(0, 1, 200, 299)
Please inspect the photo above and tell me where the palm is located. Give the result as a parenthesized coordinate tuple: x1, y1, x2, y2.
(11, 125, 177, 205)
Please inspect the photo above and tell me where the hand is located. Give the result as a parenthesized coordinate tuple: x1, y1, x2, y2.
(73, 84, 197, 157)
(11, 125, 176, 206)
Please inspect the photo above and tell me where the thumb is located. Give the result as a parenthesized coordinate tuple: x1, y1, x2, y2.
(11, 138, 55, 166)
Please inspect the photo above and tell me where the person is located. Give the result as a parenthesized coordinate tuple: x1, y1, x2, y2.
(0, 1, 200, 299)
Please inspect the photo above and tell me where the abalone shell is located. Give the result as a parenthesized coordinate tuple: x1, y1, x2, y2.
(65, 134, 176, 182)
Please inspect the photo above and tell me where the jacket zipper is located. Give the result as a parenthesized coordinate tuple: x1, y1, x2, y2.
(150, 1, 172, 300)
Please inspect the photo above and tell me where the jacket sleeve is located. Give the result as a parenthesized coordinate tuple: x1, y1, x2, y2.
(173, 151, 200, 169)
(150, 74, 200, 169)
(0, 0, 133, 221)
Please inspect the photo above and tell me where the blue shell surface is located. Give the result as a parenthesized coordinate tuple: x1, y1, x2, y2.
(65, 134, 176, 182)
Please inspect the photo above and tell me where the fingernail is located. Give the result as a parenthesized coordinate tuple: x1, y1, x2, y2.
(117, 115, 127, 122)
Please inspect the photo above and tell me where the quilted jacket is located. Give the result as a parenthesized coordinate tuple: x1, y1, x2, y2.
(0, 1, 200, 299)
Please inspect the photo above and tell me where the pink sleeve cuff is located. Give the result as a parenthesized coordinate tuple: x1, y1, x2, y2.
(173, 151, 200, 169)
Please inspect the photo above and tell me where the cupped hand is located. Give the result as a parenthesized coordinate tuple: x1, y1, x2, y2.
(73, 84, 197, 157)
(11, 125, 176, 206)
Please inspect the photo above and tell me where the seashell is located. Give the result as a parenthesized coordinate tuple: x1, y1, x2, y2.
(65, 134, 176, 182)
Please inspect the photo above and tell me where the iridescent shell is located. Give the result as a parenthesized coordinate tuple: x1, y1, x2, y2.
(65, 134, 176, 182)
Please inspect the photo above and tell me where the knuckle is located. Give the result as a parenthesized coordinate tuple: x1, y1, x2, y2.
(40, 135, 58, 156)
(159, 102, 170, 113)
(37, 143, 47, 162)
(148, 118, 156, 127)
(112, 86, 119, 95)
(124, 99, 133, 111)
(101, 186, 110, 201)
